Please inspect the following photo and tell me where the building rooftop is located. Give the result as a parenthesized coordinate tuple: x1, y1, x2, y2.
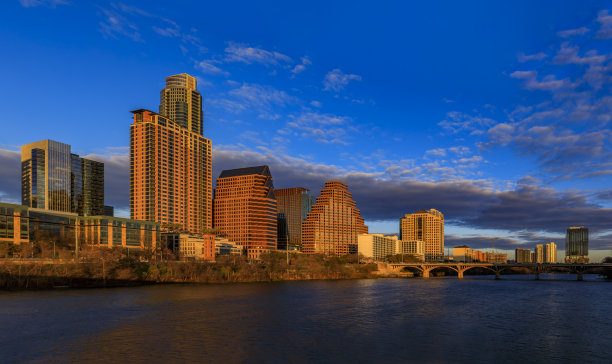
(219, 165, 271, 179)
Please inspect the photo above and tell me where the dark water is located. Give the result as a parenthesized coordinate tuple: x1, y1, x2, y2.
(1, 274, 611, 363)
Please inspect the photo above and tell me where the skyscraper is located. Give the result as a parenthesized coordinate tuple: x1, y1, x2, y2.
(534, 244, 544, 263)
(515, 248, 532, 263)
(130, 108, 212, 233)
(159, 73, 203, 135)
(21, 139, 104, 215)
(566, 227, 588, 263)
(399, 209, 444, 260)
(544, 242, 557, 263)
(275, 187, 314, 250)
(301, 181, 368, 256)
(213, 166, 277, 258)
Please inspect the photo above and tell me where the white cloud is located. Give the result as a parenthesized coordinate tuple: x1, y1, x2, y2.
(228, 83, 296, 109)
(310, 100, 323, 108)
(323, 69, 362, 91)
(517, 52, 548, 62)
(196, 60, 229, 76)
(19, 0, 68, 7)
(510, 70, 568, 91)
(557, 27, 589, 38)
(224, 42, 293, 66)
(98, 7, 143, 42)
(438, 111, 496, 134)
(291, 56, 312, 74)
(596, 10, 612, 39)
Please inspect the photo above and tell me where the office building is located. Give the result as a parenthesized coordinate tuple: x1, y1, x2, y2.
(159, 73, 203, 135)
(399, 209, 444, 260)
(397, 240, 426, 261)
(515, 248, 532, 263)
(544, 242, 557, 263)
(566, 227, 589, 263)
(0, 202, 159, 249)
(358, 234, 397, 260)
(215, 236, 244, 256)
(453, 245, 473, 262)
(21, 139, 104, 216)
(302, 181, 368, 256)
(275, 187, 314, 250)
(162, 233, 215, 261)
(213, 166, 277, 259)
(130, 108, 212, 233)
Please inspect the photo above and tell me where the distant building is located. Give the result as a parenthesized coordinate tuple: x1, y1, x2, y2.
(453, 245, 473, 262)
(544, 242, 557, 263)
(358, 234, 397, 260)
(473, 250, 486, 262)
(397, 240, 426, 261)
(534, 244, 545, 263)
(485, 252, 507, 263)
(302, 181, 368, 256)
(213, 166, 277, 259)
(566, 227, 589, 263)
(162, 233, 215, 261)
(0, 201, 159, 249)
(215, 236, 244, 256)
(515, 248, 532, 263)
(21, 139, 104, 216)
(275, 187, 314, 251)
(399, 209, 444, 260)
(104, 205, 114, 217)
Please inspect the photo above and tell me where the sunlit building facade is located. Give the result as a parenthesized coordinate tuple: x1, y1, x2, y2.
(130, 109, 212, 233)
(213, 166, 278, 258)
(397, 240, 426, 261)
(566, 227, 589, 263)
(358, 234, 397, 260)
(302, 181, 368, 256)
(399, 209, 444, 260)
(515, 248, 532, 263)
(275, 187, 314, 250)
(544, 242, 557, 263)
(159, 73, 203, 135)
(534, 244, 544, 263)
(21, 139, 104, 216)
(453, 245, 473, 262)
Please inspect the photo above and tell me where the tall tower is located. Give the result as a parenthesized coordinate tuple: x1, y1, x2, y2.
(565, 227, 588, 263)
(213, 166, 277, 258)
(301, 181, 368, 256)
(275, 187, 314, 251)
(21, 139, 104, 215)
(399, 209, 444, 260)
(159, 73, 203, 135)
(130, 109, 212, 233)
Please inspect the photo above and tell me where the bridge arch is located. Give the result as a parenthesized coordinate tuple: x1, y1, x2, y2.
(423, 265, 459, 278)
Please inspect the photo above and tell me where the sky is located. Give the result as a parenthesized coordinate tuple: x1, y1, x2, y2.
(1, 0, 612, 260)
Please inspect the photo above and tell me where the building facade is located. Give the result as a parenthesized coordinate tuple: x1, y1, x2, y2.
(397, 240, 426, 261)
(544, 242, 557, 263)
(130, 108, 212, 233)
(215, 236, 244, 256)
(275, 187, 314, 251)
(358, 234, 397, 260)
(566, 227, 589, 263)
(159, 73, 203, 135)
(213, 166, 278, 257)
(515, 248, 532, 263)
(162, 233, 215, 261)
(453, 245, 473, 262)
(0, 202, 159, 249)
(534, 244, 545, 263)
(399, 209, 444, 260)
(301, 181, 368, 256)
(22, 139, 104, 216)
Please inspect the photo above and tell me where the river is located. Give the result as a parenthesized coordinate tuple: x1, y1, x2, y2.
(1, 274, 610, 363)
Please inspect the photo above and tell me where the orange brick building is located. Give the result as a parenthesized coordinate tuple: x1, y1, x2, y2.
(302, 181, 368, 256)
(130, 109, 212, 233)
(213, 166, 277, 258)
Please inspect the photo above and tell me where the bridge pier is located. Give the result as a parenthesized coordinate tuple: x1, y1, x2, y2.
(458, 271, 464, 279)
(422, 269, 430, 278)
(535, 271, 540, 280)
(577, 272, 583, 281)
(495, 271, 500, 280)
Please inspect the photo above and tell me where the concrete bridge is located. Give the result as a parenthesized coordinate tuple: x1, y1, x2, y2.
(384, 262, 612, 280)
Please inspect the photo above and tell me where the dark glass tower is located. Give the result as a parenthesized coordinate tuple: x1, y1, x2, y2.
(565, 226, 588, 263)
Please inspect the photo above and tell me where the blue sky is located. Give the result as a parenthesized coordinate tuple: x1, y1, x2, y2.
(1, 0, 612, 259)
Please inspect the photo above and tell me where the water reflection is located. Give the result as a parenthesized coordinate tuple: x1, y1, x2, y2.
(1, 278, 611, 363)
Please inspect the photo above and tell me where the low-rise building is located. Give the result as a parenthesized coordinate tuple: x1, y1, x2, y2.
(452, 245, 473, 262)
(473, 250, 486, 262)
(215, 236, 244, 256)
(358, 234, 397, 260)
(485, 252, 507, 263)
(397, 240, 426, 261)
(162, 233, 215, 261)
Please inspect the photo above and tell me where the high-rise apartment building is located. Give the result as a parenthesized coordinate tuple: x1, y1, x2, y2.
(21, 139, 104, 216)
(130, 109, 212, 233)
(534, 244, 544, 263)
(159, 73, 203, 135)
(566, 226, 588, 263)
(275, 187, 314, 250)
(213, 166, 277, 258)
(399, 209, 444, 260)
(358, 234, 397, 260)
(515, 248, 532, 263)
(301, 181, 368, 256)
(544, 242, 557, 263)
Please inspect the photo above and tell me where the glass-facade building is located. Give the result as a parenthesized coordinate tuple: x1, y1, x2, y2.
(159, 73, 203, 135)
(566, 226, 589, 263)
(275, 187, 314, 251)
(21, 140, 104, 216)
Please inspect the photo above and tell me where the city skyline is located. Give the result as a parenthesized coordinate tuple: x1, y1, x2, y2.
(1, 1, 612, 259)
